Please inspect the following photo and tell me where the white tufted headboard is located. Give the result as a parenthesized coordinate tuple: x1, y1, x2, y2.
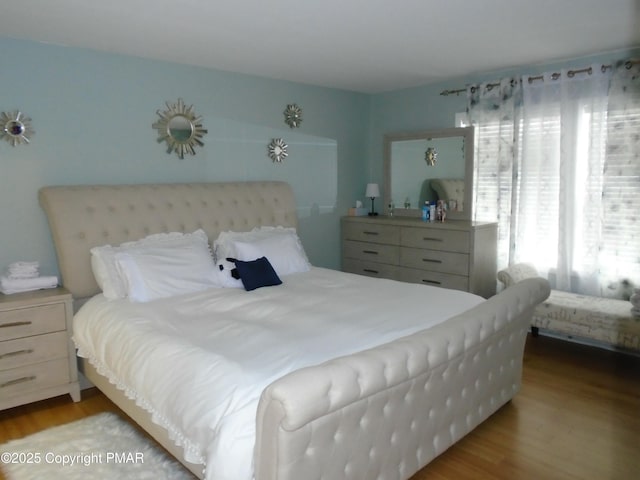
(39, 182, 297, 300)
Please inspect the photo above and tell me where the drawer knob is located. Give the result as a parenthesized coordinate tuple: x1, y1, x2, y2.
(1, 375, 36, 389)
(0, 348, 34, 360)
(363, 269, 379, 274)
(423, 237, 443, 242)
(362, 250, 379, 255)
(422, 279, 442, 285)
(363, 231, 379, 236)
(0, 321, 32, 329)
(422, 258, 443, 264)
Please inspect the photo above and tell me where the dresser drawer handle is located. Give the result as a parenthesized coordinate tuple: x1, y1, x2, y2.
(0, 349, 34, 360)
(422, 279, 442, 285)
(422, 258, 443, 264)
(362, 250, 379, 255)
(363, 269, 379, 274)
(423, 237, 443, 242)
(0, 321, 32, 329)
(1, 375, 36, 388)
(363, 231, 379, 236)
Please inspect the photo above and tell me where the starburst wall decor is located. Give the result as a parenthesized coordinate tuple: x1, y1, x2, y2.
(152, 98, 207, 159)
(283, 104, 302, 128)
(0, 110, 34, 146)
(268, 138, 288, 163)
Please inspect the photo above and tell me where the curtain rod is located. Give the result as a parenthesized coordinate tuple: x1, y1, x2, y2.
(439, 59, 640, 97)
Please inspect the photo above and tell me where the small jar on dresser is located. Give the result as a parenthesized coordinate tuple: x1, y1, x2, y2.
(341, 216, 498, 298)
(0, 287, 80, 410)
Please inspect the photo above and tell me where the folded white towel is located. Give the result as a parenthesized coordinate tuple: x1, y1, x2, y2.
(0, 275, 58, 295)
(9, 261, 40, 269)
(6, 261, 40, 280)
(5, 270, 40, 279)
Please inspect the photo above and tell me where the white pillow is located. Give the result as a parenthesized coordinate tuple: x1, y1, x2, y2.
(114, 236, 219, 303)
(213, 226, 298, 262)
(232, 231, 311, 276)
(91, 229, 213, 299)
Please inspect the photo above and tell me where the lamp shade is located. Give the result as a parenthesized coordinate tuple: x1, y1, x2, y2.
(365, 183, 380, 198)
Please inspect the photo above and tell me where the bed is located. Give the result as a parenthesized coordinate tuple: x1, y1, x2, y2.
(38, 181, 550, 480)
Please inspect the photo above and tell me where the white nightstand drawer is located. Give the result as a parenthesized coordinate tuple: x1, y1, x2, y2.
(401, 227, 470, 253)
(0, 331, 68, 371)
(0, 357, 70, 398)
(400, 247, 470, 276)
(343, 240, 400, 265)
(342, 221, 400, 245)
(0, 303, 66, 341)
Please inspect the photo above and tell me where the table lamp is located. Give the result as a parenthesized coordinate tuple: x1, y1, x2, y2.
(365, 183, 380, 216)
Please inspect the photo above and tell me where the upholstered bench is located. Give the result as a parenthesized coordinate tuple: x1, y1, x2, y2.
(497, 264, 640, 352)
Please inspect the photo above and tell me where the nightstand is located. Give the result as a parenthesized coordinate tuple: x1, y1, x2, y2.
(0, 287, 80, 410)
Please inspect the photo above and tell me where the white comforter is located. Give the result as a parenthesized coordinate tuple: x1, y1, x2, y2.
(73, 267, 483, 480)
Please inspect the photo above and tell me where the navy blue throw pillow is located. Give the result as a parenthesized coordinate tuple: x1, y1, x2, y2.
(231, 257, 282, 291)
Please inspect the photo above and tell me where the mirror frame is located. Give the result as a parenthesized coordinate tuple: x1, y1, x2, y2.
(383, 126, 474, 221)
(1, 110, 34, 146)
(152, 98, 208, 159)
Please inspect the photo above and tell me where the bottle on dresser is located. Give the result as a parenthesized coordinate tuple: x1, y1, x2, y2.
(421, 202, 429, 221)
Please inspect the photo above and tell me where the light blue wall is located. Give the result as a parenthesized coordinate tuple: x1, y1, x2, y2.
(0, 38, 370, 278)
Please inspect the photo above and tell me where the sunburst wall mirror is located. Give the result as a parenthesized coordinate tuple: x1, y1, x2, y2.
(1, 110, 34, 146)
(152, 98, 208, 159)
(268, 138, 288, 163)
(425, 146, 438, 166)
(283, 104, 302, 128)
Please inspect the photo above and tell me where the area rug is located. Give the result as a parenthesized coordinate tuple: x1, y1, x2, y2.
(0, 412, 195, 479)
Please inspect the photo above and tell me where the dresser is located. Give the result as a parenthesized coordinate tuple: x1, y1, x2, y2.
(341, 216, 498, 298)
(0, 287, 80, 410)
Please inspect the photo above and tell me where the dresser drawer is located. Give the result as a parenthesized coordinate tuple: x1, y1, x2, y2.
(400, 247, 470, 276)
(399, 268, 469, 291)
(343, 240, 399, 265)
(401, 227, 470, 253)
(0, 331, 68, 371)
(0, 304, 66, 341)
(342, 258, 401, 280)
(342, 221, 400, 245)
(0, 357, 70, 399)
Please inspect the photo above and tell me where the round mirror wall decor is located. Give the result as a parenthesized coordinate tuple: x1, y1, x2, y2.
(152, 98, 208, 159)
(1, 110, 34, 146)
(283, 104, 302, 128)
(268, 138, 288, 163)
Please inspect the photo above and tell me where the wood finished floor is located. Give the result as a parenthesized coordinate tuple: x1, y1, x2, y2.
(1, 334, 639, 480)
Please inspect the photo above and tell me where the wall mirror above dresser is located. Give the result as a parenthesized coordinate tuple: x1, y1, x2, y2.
(383, 126, 474, 221)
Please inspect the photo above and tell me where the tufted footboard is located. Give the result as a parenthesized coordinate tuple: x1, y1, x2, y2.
(255, 277, 550, 480)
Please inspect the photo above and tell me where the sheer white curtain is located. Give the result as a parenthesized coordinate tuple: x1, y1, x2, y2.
(516, 65, 610, 295)
(466, 61, 640, 298)
(466, 78, 520, 271)
(600, 61, 640, 296)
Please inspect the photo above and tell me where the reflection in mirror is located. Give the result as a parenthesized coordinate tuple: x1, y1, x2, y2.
(1, 110, 34, 146)
(8, 121, 25, 136)
(384, 127, 474, 221)
(167, 115, 194, 142)
(152, 98, 207, 159)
